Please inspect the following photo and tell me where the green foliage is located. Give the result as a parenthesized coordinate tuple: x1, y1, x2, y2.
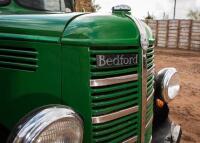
(145, 12, 155, 20)
(91, 0, 101, 12)
(187, 10, 200, 20)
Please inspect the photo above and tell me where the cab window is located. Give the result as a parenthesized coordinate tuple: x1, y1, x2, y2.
(16, 0, 74, 12)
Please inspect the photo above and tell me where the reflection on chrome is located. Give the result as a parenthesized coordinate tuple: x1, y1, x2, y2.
(90, 74, 138, 87)
(92, 106, 139, 124)
(157, 68, 180, 103)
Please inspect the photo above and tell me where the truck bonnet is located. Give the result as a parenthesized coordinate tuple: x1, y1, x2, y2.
(0, 13, 83, 43)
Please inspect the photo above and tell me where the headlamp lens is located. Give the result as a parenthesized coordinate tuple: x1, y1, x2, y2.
(167, 73, 180, 100)
(35, 118, 83, 143)
(157, 68, 181, 103)
(10, 106, 83, 143)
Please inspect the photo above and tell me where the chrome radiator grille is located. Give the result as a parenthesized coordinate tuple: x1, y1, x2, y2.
(90, 47, 140, 143)
(93, 114, 138, 142)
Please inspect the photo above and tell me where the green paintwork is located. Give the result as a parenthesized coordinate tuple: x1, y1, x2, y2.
(0, 13, 83, 43)
(0, 40, 62, 128)
(62, 13, 140, 46)
(142, 21, 155, 46)
(0, 1, 155, 143)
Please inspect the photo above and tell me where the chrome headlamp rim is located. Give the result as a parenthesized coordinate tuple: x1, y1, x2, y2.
(158, 68, 180, 103)
(8, 105, 83, 143)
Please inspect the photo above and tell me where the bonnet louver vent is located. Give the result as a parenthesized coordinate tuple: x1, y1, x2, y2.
(0, 46, 38, 72)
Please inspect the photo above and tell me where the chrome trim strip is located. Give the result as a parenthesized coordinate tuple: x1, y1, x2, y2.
(149, 45, 155, 49)
(92, 106, 139, 124)
(147, 64, 155, 76)
(90, 74, 138, 87)
(122, 136, 138, 143)
(145, 116, 153, 129)
(147, 89, 154, 106)
(148, 136, 152, 143)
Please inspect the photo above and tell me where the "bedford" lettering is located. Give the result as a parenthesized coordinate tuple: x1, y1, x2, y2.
(97, 54, 138, 68)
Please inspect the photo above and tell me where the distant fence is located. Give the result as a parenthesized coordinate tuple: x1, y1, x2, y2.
(145, 20, 200, 51)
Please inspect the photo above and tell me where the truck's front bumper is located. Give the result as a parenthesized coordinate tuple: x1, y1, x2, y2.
(152, 119, 182, 143)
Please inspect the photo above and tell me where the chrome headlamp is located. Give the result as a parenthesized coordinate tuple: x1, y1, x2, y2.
(9, 105, 83, 143)
(156, 68, 181, 103)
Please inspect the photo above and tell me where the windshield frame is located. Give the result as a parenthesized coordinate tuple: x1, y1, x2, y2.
(14, 0, 74, 12)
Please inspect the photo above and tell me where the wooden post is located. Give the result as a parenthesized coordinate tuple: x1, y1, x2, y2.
(155, 20, 158, 47)
(173, 0, 177, 19)
(176, 20, 180, 49)
(188, 20, 193, 50)
(166, 20, 169, 48)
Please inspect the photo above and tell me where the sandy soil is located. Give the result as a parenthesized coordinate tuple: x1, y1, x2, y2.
(155, 48, 200, 143)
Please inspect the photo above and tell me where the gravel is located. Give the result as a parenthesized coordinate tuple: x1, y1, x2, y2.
(155, 48, 200, 143)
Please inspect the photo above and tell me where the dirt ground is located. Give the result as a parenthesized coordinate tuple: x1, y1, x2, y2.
(155, 48, 200, 143)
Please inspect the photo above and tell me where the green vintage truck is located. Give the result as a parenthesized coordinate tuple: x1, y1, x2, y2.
(0, 0, 182, 143)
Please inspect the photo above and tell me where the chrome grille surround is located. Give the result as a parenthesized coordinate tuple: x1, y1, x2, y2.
(128, 15, 155, 143)
(141, 48, 148, 143)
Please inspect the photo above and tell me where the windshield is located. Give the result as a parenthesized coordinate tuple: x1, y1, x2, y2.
(16, 0, 74, 12)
